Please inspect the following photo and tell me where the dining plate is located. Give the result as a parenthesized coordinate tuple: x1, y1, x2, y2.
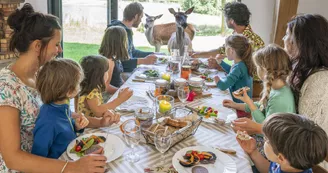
(116, 95, 150, 112)
(66, 133, 125, 163)
(136, 69, 160, 80)
(195, 104, 236, 124)
(172, 146, 237, 173)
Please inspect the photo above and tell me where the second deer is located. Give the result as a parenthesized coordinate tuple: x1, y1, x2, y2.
(144, 7, 195, 54)
(167, 7, 194, 56)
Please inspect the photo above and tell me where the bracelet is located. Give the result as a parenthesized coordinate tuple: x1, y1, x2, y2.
(60, 161, 69, 173)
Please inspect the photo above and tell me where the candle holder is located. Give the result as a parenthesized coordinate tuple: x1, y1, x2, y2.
(155, 95, 174, 119)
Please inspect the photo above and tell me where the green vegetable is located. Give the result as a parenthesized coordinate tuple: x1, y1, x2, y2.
(81, 138, 94, 152)
(210, 112, 217, 117)
(143, 70, 159, 77)
(76, 152, 84, 157)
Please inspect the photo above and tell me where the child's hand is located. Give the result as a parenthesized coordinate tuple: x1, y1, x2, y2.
(232, 88, 252, 104)
(222, 99, 235, 108)
(100, 110, 121, 127)
(72, 113, 89, 130)
(236, 131, 257, 155)
(118, 87, 133, 102)
(232, 118, 262, 135)
(214, 76, 220, 84)
(215, 54, 224, 64)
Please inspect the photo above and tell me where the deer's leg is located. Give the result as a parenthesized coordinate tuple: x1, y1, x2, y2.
(155, 44, 161, 52)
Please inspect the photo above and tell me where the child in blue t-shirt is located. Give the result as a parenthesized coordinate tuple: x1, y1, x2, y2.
(32, 59, 89, 159)
(237, 113, 327, 173)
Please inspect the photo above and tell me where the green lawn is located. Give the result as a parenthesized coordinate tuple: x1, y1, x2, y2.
(63, 42, 232, 65)
(63, 42, 169, 62)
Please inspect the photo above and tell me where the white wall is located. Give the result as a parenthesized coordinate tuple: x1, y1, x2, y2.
(297, 0, 328, 19)
(243, 0, 328, 45)
(242, 0, 275, 45)
(21, 0, 47, 13)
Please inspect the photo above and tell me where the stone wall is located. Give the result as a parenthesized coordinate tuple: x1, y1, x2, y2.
(0, 0, 24, 68)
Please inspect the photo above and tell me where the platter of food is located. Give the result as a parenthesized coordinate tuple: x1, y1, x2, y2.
(172, 146, 236, 173)
(67, 133, 125, 162)
(136, 69, 160, 79)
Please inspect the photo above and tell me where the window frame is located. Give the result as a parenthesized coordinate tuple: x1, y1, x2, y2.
(47, 0, 118, 57)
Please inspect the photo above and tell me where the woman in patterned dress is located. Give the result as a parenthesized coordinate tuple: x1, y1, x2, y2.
(0, 4, 108, 173)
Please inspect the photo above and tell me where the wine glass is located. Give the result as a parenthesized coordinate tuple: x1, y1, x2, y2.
(154, 129, 172, 166)
(177, 86, 190, 106)
(123, 120, 141, 163)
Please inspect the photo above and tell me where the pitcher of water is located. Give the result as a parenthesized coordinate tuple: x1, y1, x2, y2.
(166, 49, 181, 74)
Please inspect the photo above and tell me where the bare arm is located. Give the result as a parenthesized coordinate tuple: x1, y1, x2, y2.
(0, 106, 107, 173)
(192, 48, 221, 58)
(249, 150, 270, 173)
(86, 98, 122, 117)
(0, 106, 68, 173)
(105, 60, 118, 94)
(231, 103, 247, 111)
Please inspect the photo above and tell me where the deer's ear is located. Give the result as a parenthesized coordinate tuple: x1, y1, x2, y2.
(185, 7, 194, 15)
(169, 8, 176, 15)
(156, 14, 163, 19)
(145, 13, 150, 18)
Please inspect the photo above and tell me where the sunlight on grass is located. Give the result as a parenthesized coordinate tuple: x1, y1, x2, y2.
(63, 42, 232, 65)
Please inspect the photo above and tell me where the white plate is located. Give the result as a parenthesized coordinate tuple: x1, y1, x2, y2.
(205, 81, 216, 87)
(116, 95, 150, 112)
(197, 104, 236, 124)
(155, 56, 170, 64)
(172, 146, 237, 173)
(136, 69, 160, 80)
(66, 133, 125, 163)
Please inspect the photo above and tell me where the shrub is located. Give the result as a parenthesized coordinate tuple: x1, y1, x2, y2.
(181, 0, 219, 15)
(194, 24, 221, 36)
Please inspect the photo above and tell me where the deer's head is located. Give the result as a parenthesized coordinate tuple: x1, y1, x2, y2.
(168, 7, 194, 29)
(144, 13, 163, 29)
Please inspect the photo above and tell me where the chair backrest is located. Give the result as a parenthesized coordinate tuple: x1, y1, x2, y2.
(74, 95, 79, 113)
(313, 165, 328, 173)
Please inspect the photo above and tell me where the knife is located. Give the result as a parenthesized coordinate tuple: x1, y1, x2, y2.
(132, 79, 155, 83)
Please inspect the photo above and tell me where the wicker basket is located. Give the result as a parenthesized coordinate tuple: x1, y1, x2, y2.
(142, 107, 202, 148)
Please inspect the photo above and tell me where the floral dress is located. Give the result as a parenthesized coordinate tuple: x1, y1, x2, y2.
(0, 66, 42, 172)
(78, 88, 103, 117)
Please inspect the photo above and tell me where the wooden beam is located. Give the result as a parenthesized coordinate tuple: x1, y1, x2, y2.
(273, 0, 299, 47)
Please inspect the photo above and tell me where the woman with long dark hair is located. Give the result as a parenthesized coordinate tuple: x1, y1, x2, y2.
(0, 4, 107, 172)
(284, 14, 328, 135)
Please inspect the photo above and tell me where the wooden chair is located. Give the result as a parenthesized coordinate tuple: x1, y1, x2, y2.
(74, 95, 79, 113)
(253, 80, 263, 99)
(313, 165, 328, 173)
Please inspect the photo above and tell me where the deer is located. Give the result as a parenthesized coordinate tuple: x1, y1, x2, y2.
(167, 7, 194, 57)
(144, 9, 195, 53)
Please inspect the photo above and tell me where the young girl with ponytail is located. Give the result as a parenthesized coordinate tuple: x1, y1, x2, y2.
(223, 44, 296, 158)
(223, 44, 296, 133)
(214, 34, 254, 104)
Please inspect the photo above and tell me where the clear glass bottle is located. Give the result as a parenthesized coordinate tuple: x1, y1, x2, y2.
(181, 45, 191, 80)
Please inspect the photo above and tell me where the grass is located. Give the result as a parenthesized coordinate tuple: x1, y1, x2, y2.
(63, 42, 99, 62)
(194, 25, 221, 36)
(63, 42, 232, 65)
(63, 42, 169, 62)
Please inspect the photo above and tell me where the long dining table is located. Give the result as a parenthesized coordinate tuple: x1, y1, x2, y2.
(59, 62, 253, 173)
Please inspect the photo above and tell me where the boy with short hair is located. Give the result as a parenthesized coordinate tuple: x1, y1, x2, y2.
(237, 113, 328, 173)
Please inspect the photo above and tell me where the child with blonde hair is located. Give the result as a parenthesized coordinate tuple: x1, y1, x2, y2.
(99, 26, 129, 95)
(223, 44, 296, 156)
(224, 44, 295, 124)
(78, 55, 133, 118)
(32, 59, 89, 158)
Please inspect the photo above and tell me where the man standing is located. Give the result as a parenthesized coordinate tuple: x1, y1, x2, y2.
(191, 2, 264, 69)
(108, 2, 158, 72)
